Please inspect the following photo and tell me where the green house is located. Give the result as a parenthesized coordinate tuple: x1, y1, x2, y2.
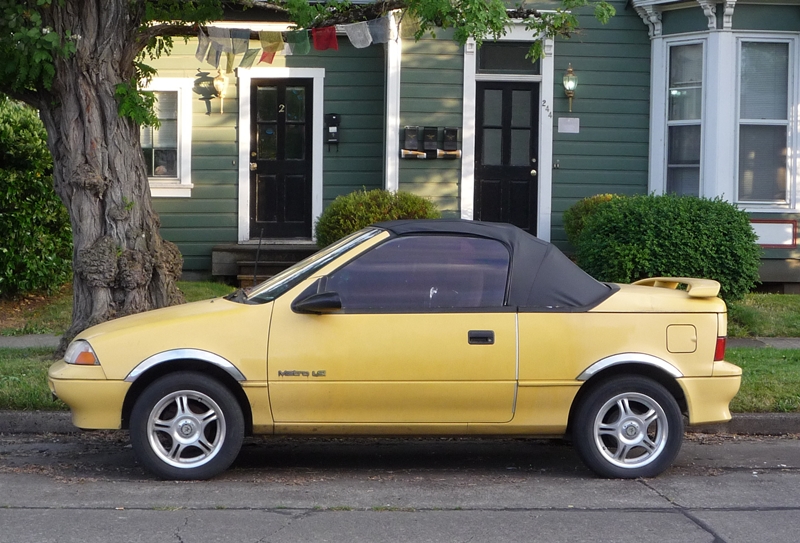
(143, 1, 800, 289)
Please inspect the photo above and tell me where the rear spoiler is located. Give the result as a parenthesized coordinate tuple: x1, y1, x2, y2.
(632, 277, 720, 298)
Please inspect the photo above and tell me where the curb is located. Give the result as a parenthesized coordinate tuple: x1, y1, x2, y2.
(1, 410, 799, 436)
(690, 413, 800, 435)
(0, 411, 76, 434)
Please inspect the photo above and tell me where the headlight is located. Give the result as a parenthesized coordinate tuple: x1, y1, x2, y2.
(64, 340, 100, 366)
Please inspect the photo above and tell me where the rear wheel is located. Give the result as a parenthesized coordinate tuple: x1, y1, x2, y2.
(130, 372, 244, 480)
(573, 376, 683, 478)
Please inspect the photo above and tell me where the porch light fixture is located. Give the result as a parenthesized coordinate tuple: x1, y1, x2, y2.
(563, 63, 578, 113)
(213, 70, 229, 114)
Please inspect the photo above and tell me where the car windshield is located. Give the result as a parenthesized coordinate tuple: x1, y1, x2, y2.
(244, 228, 382, 304)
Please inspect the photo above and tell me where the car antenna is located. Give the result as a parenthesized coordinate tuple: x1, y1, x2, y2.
(253, 228, 264, 287)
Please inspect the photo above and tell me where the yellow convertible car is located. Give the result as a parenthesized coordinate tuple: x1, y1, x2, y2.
(49, 220, 741, 480)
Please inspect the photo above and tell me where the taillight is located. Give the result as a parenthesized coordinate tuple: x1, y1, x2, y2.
(714, 337, 726, 361)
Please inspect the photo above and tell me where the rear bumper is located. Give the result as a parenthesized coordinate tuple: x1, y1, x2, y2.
(679, 373, 742, 425)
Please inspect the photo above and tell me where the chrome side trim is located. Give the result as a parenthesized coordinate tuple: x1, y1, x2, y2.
(124, 349, 247, 383)
(576, 353, 683, 381)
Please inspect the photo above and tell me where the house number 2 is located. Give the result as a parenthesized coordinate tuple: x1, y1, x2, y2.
(278, 104, 285, 113)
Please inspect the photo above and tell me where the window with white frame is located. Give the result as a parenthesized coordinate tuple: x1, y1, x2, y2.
(141, 79, 193, 198)
(666, 43, 703, 197)
(737, 40, 790, 204)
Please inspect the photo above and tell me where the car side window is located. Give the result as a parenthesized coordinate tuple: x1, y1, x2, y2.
(325, 235, 510, 311)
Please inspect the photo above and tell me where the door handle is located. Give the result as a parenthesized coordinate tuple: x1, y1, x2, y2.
(250, 162, 258, 171)
(468, 330, 495, 345)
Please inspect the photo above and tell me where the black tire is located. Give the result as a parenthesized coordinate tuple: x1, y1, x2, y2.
(572, 376, 683, 478)
(130, 372, 244, 480)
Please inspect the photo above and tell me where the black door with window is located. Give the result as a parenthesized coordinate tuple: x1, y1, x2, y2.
(250, 79, 313, 239)
(475, 82, 539, 234)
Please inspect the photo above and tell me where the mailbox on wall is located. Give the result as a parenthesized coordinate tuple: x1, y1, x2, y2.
(423, 127, 438, 151)
(443, 127, 458, 151)
(325, 113, 341, 151)
(403, 126, 419, 151)
(400, 126, 461, 159)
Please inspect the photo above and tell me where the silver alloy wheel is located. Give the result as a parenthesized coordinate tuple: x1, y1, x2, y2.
(592, 392, 668, 469)
(146, 390, 227, 469)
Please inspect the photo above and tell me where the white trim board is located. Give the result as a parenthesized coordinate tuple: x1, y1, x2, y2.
(235, 67, 325, 242)
(384, 13, 402, 193)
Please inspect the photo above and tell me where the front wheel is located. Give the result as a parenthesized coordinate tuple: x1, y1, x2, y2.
(130, 372, 244, 480)
(573, 376, 683, 478)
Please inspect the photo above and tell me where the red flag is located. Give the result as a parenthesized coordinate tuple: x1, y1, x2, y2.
(259, 50, 276, 64)
(312, 26, 338, 51)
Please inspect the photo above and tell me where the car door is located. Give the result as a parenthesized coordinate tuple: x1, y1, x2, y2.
(267, 235, 517, 425)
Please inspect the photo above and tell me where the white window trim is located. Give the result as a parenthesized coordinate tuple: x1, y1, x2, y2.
(142, 78, 194, 198)
(649, 35, 708, 198)
(651, 31, 800, 213)
(461, 25, 555, 241)
(235, 67, 325, 242)
(734, 35, 797, 210)
(667, 37, 707, 197)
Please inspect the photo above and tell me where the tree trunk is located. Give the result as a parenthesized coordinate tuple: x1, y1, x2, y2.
(37, 1, 184, 355)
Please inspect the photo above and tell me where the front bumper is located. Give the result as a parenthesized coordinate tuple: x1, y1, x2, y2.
(48, 361, 130, 430)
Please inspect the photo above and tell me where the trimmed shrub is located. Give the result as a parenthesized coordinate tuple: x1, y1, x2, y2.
(575, 194, 760, 301)
(315, 189, 440, 247)
(563, 193, 618, 245)
(0, 98, 72, 296)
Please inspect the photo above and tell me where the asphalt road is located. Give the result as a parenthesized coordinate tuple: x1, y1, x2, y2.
(0, 432, 798, 542)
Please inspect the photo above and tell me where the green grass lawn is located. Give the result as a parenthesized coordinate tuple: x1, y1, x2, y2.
(727, 293, 800, 337)
(4, 287, 799, 339)
(2, 346, 798, 413)
(727, 348, 800, 412)
(1, 284, 800, 413)
(1, 281, 236, 336)
(0, 348, 67, 410)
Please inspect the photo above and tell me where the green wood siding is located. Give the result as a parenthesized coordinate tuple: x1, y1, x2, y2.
(286, 46, 386, 205)
(661, 7, 708, 35)
(399, 34, 463, 216)
(550, 1, 651, 249)
(732, 5, 800, 31)
(151, 38, 385, 271)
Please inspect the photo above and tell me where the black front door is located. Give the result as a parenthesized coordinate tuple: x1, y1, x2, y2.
(475, 82, 539, 234)
(250, 79, 313, 239)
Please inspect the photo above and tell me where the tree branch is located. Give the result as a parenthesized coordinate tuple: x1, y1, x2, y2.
(132, 0, 552, 52)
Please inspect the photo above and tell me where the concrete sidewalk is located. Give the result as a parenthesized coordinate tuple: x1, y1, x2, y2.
(0, 334, 61, 349)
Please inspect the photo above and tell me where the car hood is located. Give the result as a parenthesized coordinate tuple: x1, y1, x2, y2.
(75, 298, 274, 381)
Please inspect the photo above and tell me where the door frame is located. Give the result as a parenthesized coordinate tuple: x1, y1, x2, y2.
(237, 67, 325, 242)
(474, 81, 540, 233)
(460, 27, 555, 241)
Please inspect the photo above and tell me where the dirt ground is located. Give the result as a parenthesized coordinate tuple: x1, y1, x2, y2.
(0, 286, 68, 332)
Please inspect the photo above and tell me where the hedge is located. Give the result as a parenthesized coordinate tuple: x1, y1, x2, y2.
(574, 194, 760, 301)
(315, 189, 440, 247)
(0, 98, 72, 296)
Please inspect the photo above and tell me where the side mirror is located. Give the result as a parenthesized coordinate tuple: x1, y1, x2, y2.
(291, 279, 342, 314)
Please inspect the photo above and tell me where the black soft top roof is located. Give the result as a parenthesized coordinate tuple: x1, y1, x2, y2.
(374, 219, 613, 309)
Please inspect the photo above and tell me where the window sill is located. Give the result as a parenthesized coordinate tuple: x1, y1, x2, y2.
(150, 182, 193, 198)
(739, 204, 799, 214)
